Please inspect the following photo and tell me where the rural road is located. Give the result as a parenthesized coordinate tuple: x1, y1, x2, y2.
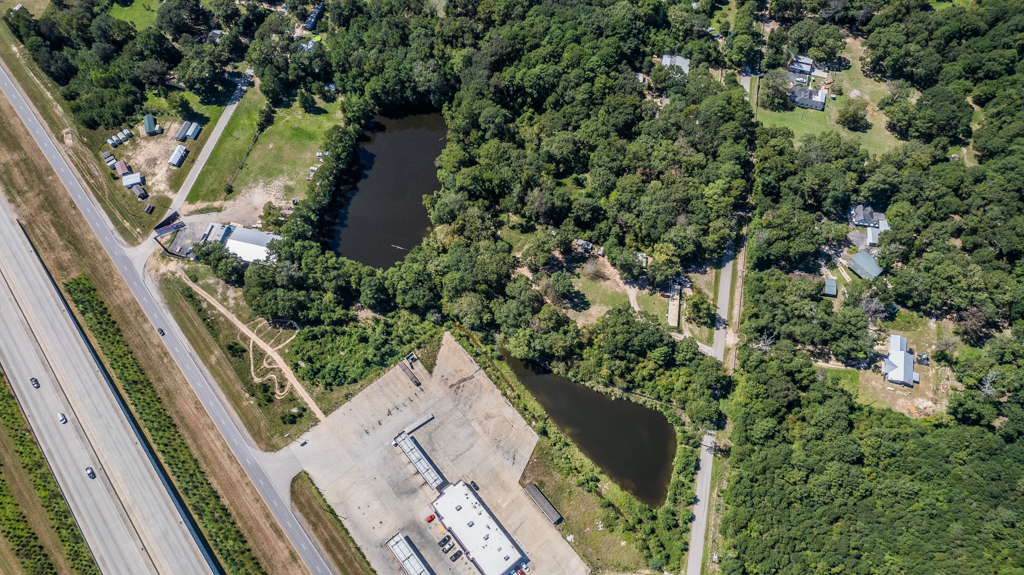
(0, 63, 334, 575)
(0, 194, 213, 574)
(686, 432, 717, 575)
(685, 240, 734, 575)
(171, 70, 253, 212)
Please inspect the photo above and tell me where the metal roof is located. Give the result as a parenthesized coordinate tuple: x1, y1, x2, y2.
(386, 534, 432, 575)
(524, 483, 561, 524)
(395, 432, 444, 489)
(433, 482, 523, 575)
(849, 250, 882, 279)
(823, 279, 837, 297)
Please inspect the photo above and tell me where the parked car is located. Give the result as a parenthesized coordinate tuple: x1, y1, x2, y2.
(441, 541, 455, 554)
(438, 535, 451, 548)
(450, 551, 462, 562)
(157, 328, 165, 336)
(30, 378, 39, 389)
(426, 514, 435, 523)
(521, 563, 530, 573)
(85, 467, 95, 479)
(58, 413, 67, 424)
(470, 481, 480, 491)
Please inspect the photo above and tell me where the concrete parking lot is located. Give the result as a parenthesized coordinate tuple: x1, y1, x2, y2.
(288, 333, 588, 575)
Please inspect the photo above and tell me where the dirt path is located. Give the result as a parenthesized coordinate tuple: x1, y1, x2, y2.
(179, 272, 326, 420)
(602, 257, 643, 312)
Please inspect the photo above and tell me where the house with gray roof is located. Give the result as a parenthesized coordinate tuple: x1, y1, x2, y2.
(660, 54, 690, 74)
(791, 86, 825, 111)
(851, 204, 886, 227)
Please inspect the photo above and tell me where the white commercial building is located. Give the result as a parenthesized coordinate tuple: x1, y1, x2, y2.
(433, 481, 524, 575)
(223, 227, 281, 263)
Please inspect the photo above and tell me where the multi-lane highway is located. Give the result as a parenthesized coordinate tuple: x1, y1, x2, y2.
(0, 57, 333, 575)
(0, 195, 212, 574)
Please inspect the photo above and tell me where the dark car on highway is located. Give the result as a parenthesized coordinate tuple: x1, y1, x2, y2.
(85, 467, 95, 479)
(158, 328, 165, 336)
(30, 378, 39, 388)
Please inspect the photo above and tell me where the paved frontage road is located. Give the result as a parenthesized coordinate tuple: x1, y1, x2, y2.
(0, 55, 333, 575)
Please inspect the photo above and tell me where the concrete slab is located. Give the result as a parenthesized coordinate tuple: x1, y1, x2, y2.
(287, 333, 586, 575)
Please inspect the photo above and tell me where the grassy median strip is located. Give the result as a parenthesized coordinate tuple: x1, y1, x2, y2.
(0, 375, 98, 575)
(63, 276, 265, 575)
(291, 471, 376, 575)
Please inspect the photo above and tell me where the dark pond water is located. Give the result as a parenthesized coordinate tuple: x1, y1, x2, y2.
(503, 353, 677, 507)
(330, 114, 444, 269)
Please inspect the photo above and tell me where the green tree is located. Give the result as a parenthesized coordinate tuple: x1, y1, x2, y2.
(758, 69, 793, 111)
(297, 88, 314, 112)
(685, 289, 715, 326)
(836, 98, 869, 131)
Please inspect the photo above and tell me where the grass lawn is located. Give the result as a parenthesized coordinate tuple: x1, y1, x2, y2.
(109, 0, 159, 30)
(291, 472, 376, 575)
(189, 89, 344, 204)
(757, 38, 901, 157)
(637, 291, 665, 322)
(826, 367, 861, 396)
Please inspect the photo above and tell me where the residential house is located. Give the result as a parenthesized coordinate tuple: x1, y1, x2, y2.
(883, 334, 919, 386)
(851, 204, 886, 227)
(791, 86, 826, 111)
(660, 54, 691, 74)
(867, 220, 890, 245)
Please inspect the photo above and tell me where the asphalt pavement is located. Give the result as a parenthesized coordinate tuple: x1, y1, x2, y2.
(0, 195, 211, 574)
(0, 57, 333, 575)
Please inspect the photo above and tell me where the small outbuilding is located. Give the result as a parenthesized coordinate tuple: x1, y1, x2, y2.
(186, 123, 201, 140)
(524, 483, 562, 525)
(823, 279, 837, 297)
(143, 114, 158, 135)
(114, 160, 130, 176)
(849, 250, 883, 280)
(168, 144, 188, 167)
(175, 121, 192, 141)
(144, 203, 155, 214)
(130, 185, 147, 199)
(100, 151, 113, 161)
(121, 173, 143, 188)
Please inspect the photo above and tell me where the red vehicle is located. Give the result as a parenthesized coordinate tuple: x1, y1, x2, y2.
(426, 514, 435, 523)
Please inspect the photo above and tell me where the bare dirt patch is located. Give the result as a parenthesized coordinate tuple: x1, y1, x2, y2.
(117, 120, 187, 198)
(182, 176, 290, 227)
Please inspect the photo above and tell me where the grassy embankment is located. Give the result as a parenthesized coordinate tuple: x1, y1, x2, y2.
(0, 80, 304, 572)
(189, 89, 343, 204)
(450, 328, 702, 572)
(291, 472, 376, 575)
(65, 275, 265, 574)
(0, 375, 98, 575)
(0, 20, 168, 243)
(159, 272, 313, 451)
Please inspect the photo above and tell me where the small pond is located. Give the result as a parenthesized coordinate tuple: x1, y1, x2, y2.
(330, 114, 444, 269)
(503, 353, 677, 508)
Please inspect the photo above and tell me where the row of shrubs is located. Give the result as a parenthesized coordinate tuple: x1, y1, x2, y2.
(64, 276, 265, 575)
(0, 377, 98, 574)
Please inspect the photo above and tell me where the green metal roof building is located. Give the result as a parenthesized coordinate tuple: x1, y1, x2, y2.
(849, 250, 883, 279)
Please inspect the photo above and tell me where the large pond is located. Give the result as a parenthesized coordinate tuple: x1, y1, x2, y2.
(330, 114, 444, 269)
(503, 353, 677, 508)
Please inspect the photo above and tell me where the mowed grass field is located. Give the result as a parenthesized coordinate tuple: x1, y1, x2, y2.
(756, 38, 901, 157)
(188, 88, 344, 204)
(109, 0, 159, 30)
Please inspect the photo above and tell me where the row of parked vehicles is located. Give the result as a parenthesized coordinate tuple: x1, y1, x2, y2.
(29, 377, 96, 479)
